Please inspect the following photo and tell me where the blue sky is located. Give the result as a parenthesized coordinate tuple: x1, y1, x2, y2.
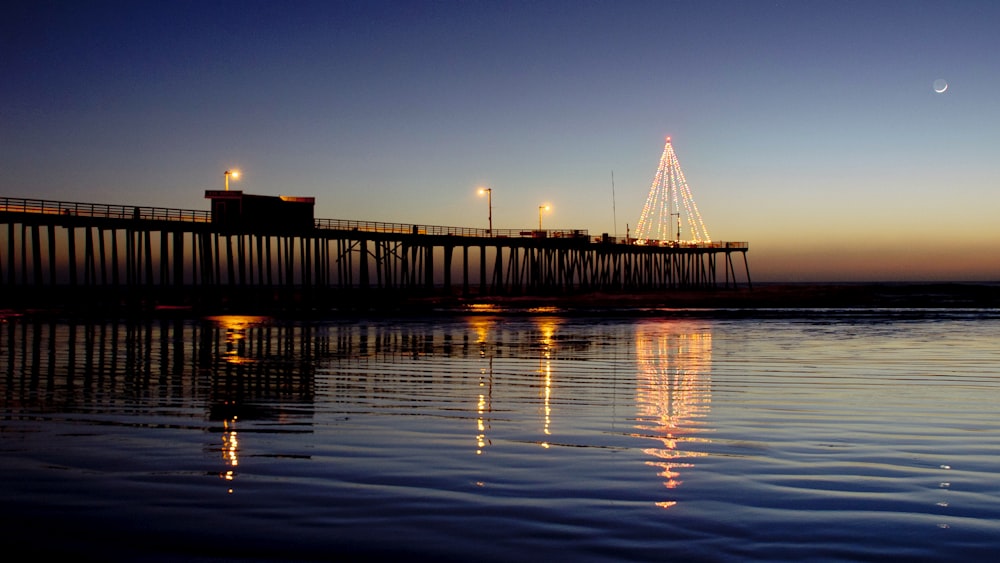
(3, 0, 998, 281)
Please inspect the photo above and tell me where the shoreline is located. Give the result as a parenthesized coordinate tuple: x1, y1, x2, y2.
(2, 282, 998, 320)
(459, 281, 1000, 309)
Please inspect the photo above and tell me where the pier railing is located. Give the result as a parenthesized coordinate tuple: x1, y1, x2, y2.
(1, 195, 747, 248)
(314, 217, 588, 240)
(0, 196, 210, 223)
(632, 240, 750, 249)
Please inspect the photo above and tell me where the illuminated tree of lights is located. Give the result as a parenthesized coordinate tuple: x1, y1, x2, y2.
(634, 137, 711, 243)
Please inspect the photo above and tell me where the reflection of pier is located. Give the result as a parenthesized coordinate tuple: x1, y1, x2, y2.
(0, 316, 317, 417)
(2, 315, 709, 508)
(1, 195, 750, 310)
(0, 315, 319, 493)
(634, 321, 713, 509)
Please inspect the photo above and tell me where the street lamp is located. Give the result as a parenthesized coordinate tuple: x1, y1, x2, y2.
(478, 187, 492, 235)
(538, 204, 550, 231)
(224, 169, 240, 191)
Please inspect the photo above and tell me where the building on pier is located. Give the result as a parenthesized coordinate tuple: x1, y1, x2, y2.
(205, 191, 315, 234)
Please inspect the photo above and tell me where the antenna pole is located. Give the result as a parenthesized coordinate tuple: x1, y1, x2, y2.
(611, 170, 617, 238)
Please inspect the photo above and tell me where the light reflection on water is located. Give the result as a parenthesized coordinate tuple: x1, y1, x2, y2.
(635, 322, 713, 507)
(2, 313, 1000, 561)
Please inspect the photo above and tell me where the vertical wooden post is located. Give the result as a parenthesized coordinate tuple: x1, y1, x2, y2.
(66, 225, 77, 287)
(256, 235, 265, 288)
(265, 235, 273, 287)
(47, 225, 57, 285)
(492, 244, 504, 294)
(313, 236, 322, 288)
(144, 229, 153, 286)
(424, 243, 435, 290)
(742, 250, 752, 290)
(442, 244, 453, 293)
(99, 228, 108, 286)
(213, 233, 222, 285)
(27, 224, 42, 287)
(225, 235, 235, 287)
(479, 245, 487, 295)
(358, 237, 369, 289)
(284, 236, 294, 286)
(5, 222, 13, 286)
(173, 231, 184, 287)
(373, 239, 383, 288)
(400, 240, 410, 288)
(159, 230, 169, 286)
(85, 226, 96, 286)
(302, 236, 312, 289)
(462, 245, 469, 296)
(111, 229, 120, 287)
(237, 234, 246, 286)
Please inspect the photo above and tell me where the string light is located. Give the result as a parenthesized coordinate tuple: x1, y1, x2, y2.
(635, 136, 712, 244)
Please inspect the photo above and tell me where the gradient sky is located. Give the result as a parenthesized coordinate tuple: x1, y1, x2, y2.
(3, 0, 998, 281)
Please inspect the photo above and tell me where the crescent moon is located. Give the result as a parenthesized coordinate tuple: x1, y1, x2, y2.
(933, 79, 948, 93)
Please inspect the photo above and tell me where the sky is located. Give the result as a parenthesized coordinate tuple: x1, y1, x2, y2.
(3, 0, 998, 282)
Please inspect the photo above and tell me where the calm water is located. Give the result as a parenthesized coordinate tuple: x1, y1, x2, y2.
(2, 310, 1000, 561)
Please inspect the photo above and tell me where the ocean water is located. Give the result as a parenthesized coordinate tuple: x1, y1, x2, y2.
(2, 311, 999, 561)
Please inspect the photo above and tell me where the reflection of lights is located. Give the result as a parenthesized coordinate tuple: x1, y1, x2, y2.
(466, 303, 500, 313)
(534, 317, 560, 346)
(220, 416, 240, 493)
(224, 418, 239, 467)
(206, 315, 269, 332)
(527, 306, 559, 314)
(635, 321, 713, 508)
(474, 320, 494, 455)
(542, 352, 551, 438)
(468, 317, 494, 345)
(534, 317, 559, 446)
(206, 315, 269, 365)
(476, 392, 488, 454)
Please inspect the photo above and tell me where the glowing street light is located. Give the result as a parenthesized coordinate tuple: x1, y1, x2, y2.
(538, 204, 550, 231)
(478, 187, 493, 235)
(224, 169, 240, 191)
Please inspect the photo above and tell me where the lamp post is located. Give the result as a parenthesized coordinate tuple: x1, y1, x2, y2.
(478, 187, 492, 235)
(224, 169, 240, 191)
(538, 204, 550, 231)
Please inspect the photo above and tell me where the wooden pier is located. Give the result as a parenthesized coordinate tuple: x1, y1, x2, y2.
(0, 194, 750, 311)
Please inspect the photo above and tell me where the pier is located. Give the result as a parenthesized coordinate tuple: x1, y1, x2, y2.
(0, 194, 750, 312)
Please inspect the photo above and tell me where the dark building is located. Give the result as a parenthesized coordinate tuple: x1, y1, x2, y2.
(205, 190, 315, 233)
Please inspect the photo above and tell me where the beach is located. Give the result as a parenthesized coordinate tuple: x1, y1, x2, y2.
(388, 282, 1000, 316)
(2, 282, 998, 319)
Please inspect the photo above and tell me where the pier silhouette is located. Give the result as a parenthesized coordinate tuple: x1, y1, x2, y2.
(1, 193, 750, 313)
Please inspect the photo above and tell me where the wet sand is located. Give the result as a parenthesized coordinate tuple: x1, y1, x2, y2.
(2, 282, 998, 318)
